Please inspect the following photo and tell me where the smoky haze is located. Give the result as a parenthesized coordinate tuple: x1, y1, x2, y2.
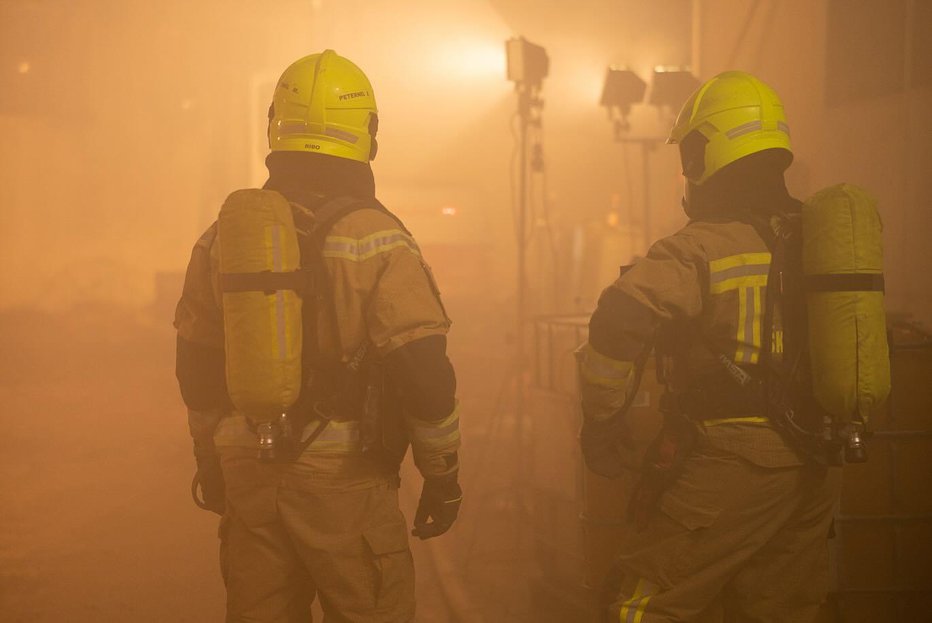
(1, 0, 929, 621)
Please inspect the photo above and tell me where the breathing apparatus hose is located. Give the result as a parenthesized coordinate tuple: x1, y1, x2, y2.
(191, 473, 211, 511)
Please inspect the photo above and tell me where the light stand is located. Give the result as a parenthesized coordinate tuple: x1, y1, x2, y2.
(601, 66, 699, 252)
(506, 37, 548, 418)
(601, 68, 653, 249)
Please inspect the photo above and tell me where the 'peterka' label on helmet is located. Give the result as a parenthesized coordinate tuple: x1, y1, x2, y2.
(338, 90, 369, 101)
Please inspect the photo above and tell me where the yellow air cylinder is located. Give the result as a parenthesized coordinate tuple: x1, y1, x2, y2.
(218, 189, 303, 423)
(803, 184, 890, 424)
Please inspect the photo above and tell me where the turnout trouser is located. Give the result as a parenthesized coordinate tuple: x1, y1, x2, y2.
(218, 454, 415, 623)
(602, 441, 842, 623)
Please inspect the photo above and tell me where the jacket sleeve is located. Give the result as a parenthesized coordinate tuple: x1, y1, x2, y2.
(173, 223, 229, 442)
(578, 230, 706, 423)
(322, 209, 460, 479)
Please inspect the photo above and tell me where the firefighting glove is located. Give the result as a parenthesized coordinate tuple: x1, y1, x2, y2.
(191, 445, 225, 515)
(412, 475, 462, 540)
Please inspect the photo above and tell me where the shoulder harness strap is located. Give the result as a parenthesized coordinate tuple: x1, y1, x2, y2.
(295, 196, 410, 356)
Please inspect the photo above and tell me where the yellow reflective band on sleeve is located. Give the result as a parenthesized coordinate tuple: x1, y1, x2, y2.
(709, 252, 770, 294)
(322, 229, 419, 262)
(576, 342, 637, 422)
(618, 578, 658, 623)
(577, 342, 635, 389)
(701, 416, 769, 427)
(407, 402, 461, 451)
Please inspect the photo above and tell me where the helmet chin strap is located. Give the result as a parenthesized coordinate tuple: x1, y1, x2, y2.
(681, 181, 698, 218)
(368, 113, 379, 161)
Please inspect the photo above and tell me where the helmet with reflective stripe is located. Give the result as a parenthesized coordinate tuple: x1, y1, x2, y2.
(667, 70, 792, 185)
(268, 50, 379, 162)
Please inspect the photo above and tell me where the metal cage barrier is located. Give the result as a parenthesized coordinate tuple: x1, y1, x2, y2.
(830, 323, 932, 621)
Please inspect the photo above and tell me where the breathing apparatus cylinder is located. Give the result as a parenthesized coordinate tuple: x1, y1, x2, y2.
(217, 189, 304, 458)
(802, 184, 890, 436)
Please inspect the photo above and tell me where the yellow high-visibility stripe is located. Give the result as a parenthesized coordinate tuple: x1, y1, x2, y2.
(580, 366, 634, 389)
(750, 285, 762, 364)
(702, 416, 769, 427)
(212, 415, 363, 453)
(709, 252, 770, 294)
(710, 254, 772, 365)
(710, 273, 768, 294)
(577, 343, 635, 389)
(407, 403, 461, 450)
(772, 329, 784, 354)
(618, 578, 657, 623)
(709, 252, 771, 274)
(323, 229, 419, 262)
(736, 286, 748, 362)
(731, 284, 765, 364)
(411, 428, 461, 450)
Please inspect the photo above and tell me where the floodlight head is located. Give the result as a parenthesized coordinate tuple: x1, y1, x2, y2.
(506, 37, 549, 89)
(600, 67, 647, 115)
(650, 66, 701, 110)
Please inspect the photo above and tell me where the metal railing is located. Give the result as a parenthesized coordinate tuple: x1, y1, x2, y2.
(531, 313, 589, 395)
(831, 325, 932, 620)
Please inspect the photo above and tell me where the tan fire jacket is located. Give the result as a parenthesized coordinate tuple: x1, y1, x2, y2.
(578, 218, 803, 468)
(175, 201, 460, 480)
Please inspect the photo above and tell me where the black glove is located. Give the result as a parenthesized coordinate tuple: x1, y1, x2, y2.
(412, 475, 462, 540)
(191, 451, 225, 515)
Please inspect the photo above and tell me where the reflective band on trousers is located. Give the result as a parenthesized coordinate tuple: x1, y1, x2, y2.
(709, 253, 771, 364)
(619, 578, 659, 623)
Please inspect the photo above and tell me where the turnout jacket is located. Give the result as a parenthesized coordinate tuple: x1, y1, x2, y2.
(578, 217, 803, 468)
(175, 198, 460, 481)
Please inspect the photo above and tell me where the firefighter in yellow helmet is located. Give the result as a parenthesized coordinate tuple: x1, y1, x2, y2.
(578, 71, 841, 621)
(175, 50, 461, 622)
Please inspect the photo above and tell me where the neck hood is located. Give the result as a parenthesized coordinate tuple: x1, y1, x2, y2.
(263, 151, 375, 209)
(684, 149, 798, 220)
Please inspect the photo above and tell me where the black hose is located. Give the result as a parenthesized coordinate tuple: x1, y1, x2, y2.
(191, 472, 210, 510)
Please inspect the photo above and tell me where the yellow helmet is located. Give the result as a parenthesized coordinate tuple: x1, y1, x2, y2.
(667, 70, 792, 185)
(268, 50, 379, 162)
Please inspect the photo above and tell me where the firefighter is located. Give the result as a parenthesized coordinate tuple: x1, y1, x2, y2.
(174, 50, 461, 622)
(577, 71, 842, 622)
